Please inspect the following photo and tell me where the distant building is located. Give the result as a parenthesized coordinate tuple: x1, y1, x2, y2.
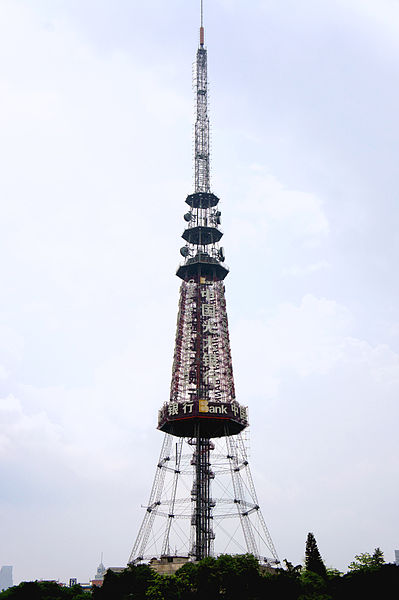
(395, 550, 399, 566)
(67, 579, 91, 590)
(149, 556, 189, 576)
(95, 559, 106, 580)
(64, 556, 108, 590)
(91, 557, 107, 588)
(0, 566, 13, 591)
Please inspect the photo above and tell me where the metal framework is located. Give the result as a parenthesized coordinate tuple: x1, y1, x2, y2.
(128, 432, 279, 565)
(194, 42, 210, 194)
(128, 3, 279, 567)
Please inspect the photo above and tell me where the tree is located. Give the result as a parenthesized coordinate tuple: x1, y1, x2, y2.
(299, 570, 331, 600)
(175, 554, 263, 600)
(283, 560, 302, 576)
(95, 564, 157, 600)
(371, 547, 384, 567)
(216, 554, 261, 600)
(304, 533, 327, 578)
(325, 567, 343, 579)
(0, 581, 90, 600)
(348, 548, 385, 572)
(145, 574, 180, 600)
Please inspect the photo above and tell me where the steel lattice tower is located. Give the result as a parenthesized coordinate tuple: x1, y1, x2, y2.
(128, 3, 279, 567)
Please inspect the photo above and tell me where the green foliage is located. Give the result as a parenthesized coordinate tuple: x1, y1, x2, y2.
(95, 564, 157, 600)
(145, 574, 180, 600)
(266, 567, 302, 599)
(194, 556, 220, 600)
(176, 554, 262, 600)
(337, 564, 399, 599)
(214, 553, 261, 600)
(284, 560, 302, 576)
(325, 567, 343, 579)
(371, 547, 384, 566)
(0, 581, 91, 600)
(304, 533, 327, 579)
(174, 560, 198, 599)
(94, 555, 265, 600)
(299, 570, 331, 600)
(4, 549, 397, 600)
(348, 547, 385, 572)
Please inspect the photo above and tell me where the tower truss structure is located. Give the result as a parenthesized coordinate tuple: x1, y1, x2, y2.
(129, 4, 279, 567)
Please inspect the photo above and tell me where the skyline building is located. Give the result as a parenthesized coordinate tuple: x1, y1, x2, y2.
(0, 566, 13, 592)
(128, 3, 279, 566)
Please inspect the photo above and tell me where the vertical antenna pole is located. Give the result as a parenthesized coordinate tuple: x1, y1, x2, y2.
(195, 0, 209, 193)
(200, 0, 204, 46)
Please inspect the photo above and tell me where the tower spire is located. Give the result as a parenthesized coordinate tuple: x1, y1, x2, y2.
(200, 0, 204, 46)
(195, 2, 209, 194)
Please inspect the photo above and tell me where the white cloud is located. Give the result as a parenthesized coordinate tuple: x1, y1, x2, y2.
(231, 293, 399, 568)
(282, 261, 330, 277)
(233, 294, 399, 399)
(339, 0, 399, 44)
(248, 166, 329, 234)
(0, 394, 61, 458)
(227, 168, 329, 253)
(233, 294, 351, 398)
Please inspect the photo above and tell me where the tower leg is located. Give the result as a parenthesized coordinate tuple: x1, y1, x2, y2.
(225, 433, 279, 565)
(161, 438, 184, 556)
(226, 433, 258, 557)
(128, 433, 172, 563)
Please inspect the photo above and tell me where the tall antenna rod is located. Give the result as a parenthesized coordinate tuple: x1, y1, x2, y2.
(195, 0, 209, 192)
(200, 0, 204, 45)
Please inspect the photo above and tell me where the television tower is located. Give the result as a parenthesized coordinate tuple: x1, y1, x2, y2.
(128, 3, 279, 566)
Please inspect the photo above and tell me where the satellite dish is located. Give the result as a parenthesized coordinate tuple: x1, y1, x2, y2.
(183, 212, 192, 222)
(180, 246, 189, 257)
(219, 247, 225, 262)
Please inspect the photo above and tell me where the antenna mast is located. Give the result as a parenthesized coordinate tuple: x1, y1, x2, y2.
(195, 0, 209, 193)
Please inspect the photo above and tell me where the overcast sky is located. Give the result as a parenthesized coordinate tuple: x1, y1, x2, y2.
(1, 0, 399, 584)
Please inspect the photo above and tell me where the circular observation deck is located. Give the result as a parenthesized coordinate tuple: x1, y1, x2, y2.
(176, 252, 229, 281)
(182, 226, 223, 246)
(158, 400, 248, 438)
(186, 192, 219, 209)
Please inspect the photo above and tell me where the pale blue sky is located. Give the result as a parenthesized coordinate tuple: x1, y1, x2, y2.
(0, 0, 398, 583)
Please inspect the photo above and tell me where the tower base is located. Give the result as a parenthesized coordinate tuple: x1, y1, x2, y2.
(128, 431, 279, 566)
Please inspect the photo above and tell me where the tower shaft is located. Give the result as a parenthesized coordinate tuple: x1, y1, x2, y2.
(192, 433, 213, 559)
